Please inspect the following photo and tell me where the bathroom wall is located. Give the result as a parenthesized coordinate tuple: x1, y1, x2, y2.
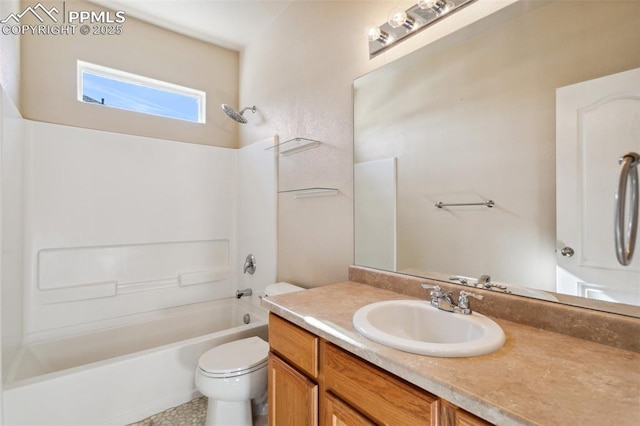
(22, 121, 242, 338)
(1, 86, 25, 380)
(239, 0, 519, 287)
(235, 138, 278, 296)
(19, 0, 239, 147)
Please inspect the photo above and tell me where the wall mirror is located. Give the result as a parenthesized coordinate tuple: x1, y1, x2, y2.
(354, 0, 640, 317)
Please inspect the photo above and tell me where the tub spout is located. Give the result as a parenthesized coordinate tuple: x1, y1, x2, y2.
(236, 288, 253, 299)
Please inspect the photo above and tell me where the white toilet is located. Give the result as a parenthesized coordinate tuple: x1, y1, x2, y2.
(195, 283, 303, 426)
(195, 336, 269, 426)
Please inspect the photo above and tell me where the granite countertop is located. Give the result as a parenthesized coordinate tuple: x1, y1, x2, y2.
(261, 281, 640, 426)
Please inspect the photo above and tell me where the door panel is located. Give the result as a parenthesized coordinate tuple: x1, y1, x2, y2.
(556, 67, 640, 304)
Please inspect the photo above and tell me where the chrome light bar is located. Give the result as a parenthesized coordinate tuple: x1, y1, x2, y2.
(367, 0, 477, 58)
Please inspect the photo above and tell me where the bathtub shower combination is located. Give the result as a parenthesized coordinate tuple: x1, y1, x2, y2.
(4, 299, 268, 425)
(1, 113, 278, 425)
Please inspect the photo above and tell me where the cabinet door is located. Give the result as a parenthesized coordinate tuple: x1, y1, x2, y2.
(269, 353, 318, 426)
(455, 410, 492, 426)
(439, 400, 492, 426)
(323, 392, 375, 426)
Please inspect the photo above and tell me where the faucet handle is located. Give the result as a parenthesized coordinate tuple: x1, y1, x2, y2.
(421, 283, 441, 291)
(458, 290, 483, 312)
(421, 284, 444, 303)
(421, 283, 445, 296)
(460, 290, 483, 300)
(486, 282, 508, 291)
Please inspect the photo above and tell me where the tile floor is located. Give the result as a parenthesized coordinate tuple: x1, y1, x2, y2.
(128, 397, 207, 426)
(128, 397, 268, 426)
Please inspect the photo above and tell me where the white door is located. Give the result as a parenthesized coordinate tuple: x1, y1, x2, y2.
(556, 68, 640, 304)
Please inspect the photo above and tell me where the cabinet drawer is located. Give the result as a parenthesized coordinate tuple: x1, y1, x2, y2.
(269, 313, 319, 378)
(323, 342, 438, 425)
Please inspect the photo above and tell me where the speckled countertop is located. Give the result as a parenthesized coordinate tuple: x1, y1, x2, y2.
(261, 281, 640, 426)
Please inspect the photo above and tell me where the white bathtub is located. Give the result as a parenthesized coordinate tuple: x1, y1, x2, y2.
(3, 298, 268, 425)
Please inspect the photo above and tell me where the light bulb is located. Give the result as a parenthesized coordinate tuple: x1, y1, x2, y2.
(417, 0, 433, 8)
(387, 7, 408, 28)
(417, 0, 451, 14)
(365, 26, 389, 43)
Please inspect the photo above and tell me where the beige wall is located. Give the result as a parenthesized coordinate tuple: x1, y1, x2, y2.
(0, 0, 21, 107)
(239, 0, 519, 287)
(20, 0, 239, 147)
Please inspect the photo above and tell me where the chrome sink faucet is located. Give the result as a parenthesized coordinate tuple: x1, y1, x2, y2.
(476, 274, 491, 288)
(422, 284, 455, 312)
(421, 284, 483, 315)
(475, 274, 509, 292)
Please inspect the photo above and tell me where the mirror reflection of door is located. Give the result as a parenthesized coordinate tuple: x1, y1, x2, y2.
(556, 67, 640, 304)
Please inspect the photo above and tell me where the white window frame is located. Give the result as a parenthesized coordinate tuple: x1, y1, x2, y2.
(77, 60, 206, 124)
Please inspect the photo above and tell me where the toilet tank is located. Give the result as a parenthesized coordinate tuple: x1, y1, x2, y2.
(265, 282, 305, 297)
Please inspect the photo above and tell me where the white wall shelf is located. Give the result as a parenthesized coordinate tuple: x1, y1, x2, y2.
(279, 187, 338, 198)
(267, 137, 320, 156)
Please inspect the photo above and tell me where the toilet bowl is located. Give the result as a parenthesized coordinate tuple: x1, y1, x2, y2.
(195, 283, 304, 426)
(195, 336, 269, 426)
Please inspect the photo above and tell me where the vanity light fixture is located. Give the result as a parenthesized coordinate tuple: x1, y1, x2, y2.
(366, 26, 390, 43)
(367, 0, 477, 58)
(388, 7, 416, 30)
(417, 0, 451, 15)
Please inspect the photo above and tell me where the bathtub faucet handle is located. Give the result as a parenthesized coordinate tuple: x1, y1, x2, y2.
(236, 288, 253, 299)
(243, 254, 256, 275)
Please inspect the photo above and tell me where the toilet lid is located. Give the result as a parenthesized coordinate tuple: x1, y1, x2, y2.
(198, 336, 269, 376)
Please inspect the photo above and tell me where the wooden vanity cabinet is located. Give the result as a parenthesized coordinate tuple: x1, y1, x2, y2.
(268, 314, 319, 425)
(268, 313, 491, 426)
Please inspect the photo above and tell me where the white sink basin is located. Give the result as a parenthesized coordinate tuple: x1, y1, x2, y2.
(352, 300, 505, 357)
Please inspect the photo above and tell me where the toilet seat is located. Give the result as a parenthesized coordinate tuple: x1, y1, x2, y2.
(198, 336, 269, 379)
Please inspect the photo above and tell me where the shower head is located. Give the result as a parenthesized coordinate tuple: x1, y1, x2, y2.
(221, 104, 256, 124)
